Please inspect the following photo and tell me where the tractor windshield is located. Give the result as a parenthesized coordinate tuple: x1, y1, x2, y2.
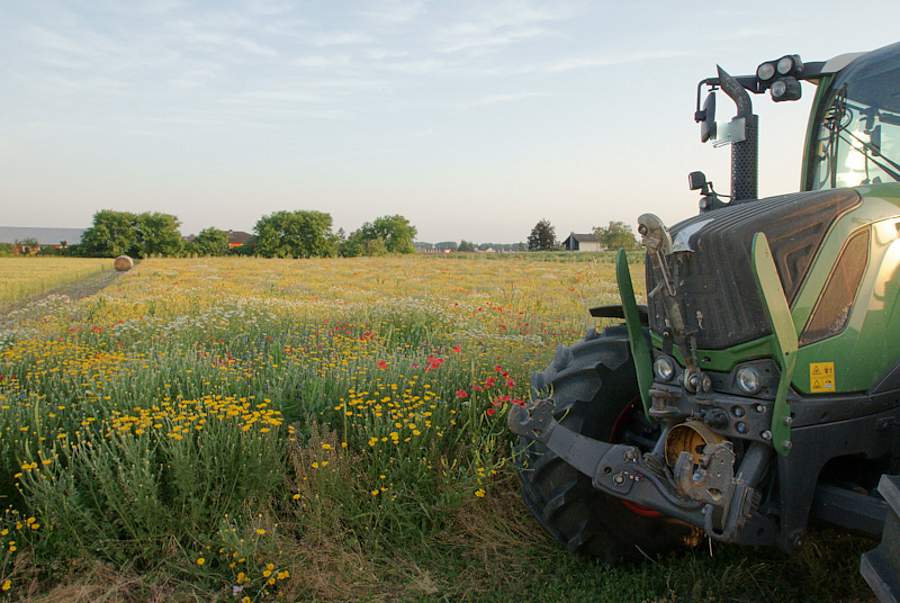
(809, 45, 900, 190)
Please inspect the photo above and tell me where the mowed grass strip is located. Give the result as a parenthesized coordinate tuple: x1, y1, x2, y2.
(0, 257, 113, 309)
(0, 255, 876, 602)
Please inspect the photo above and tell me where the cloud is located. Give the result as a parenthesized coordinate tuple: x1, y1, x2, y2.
(440, 26, 550, 54)
(222, 89, 328, 105)
(435, 1, 576, 54)
(293, 54, 354, 68)
(357, 0, 425, 25)
(186, 28, 279, 58)
(461, 91, 550, 109)
(377, 58, 446, 75)
(544, 49, 693, 72)
(364, 48, 409, 61)
(311, 31, 374, 47)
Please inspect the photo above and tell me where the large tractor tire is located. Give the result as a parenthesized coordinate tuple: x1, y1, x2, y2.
(514, 325, 691, 562)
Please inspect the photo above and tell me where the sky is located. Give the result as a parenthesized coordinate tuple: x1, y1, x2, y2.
(1, 1, 899, 243)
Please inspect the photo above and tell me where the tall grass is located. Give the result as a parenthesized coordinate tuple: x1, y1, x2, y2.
(0, 257, 113, 309)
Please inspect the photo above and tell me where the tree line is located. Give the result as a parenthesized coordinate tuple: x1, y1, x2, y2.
(526, 219, 639, 251)
(70, 210, 417, 259)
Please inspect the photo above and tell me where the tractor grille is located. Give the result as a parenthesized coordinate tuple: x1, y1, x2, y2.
(646, 189, 860, 349)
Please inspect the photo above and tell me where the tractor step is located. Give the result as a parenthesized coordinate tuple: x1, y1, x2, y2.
(860, 475, 900, 603)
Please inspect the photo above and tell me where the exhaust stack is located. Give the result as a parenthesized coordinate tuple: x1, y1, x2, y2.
(716, 66, 759, 202)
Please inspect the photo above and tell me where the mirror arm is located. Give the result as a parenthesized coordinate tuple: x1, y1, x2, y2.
(695, 78, 719, 119)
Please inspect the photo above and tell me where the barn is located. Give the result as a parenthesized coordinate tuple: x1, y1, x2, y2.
(562, 232, 602, 252)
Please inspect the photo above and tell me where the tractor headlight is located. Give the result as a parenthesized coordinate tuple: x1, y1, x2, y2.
(654, 356, 675, 382)
(776, 54, 803, 76)
(770, 77, 802, 102)
(736, 367, 761, 394)
(756, 62, 776, 81)
(776, 55, 794, 75)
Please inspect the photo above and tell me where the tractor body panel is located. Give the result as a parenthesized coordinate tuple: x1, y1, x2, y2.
(646, 185, 900, 394)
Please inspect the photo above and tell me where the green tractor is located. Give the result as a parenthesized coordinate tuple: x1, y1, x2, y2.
(509, 42, 900, 600)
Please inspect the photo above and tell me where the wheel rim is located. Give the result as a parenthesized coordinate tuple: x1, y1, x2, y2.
(609, 398, 664, 519)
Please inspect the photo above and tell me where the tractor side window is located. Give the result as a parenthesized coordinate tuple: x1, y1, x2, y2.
(809, 54, 900, 190)
(799, 227, 870, 345)
(811, 94, 900, 190)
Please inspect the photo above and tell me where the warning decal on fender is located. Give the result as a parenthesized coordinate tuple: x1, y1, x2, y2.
(810, 362, 836, 393)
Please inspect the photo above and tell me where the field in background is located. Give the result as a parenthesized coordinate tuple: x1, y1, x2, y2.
(0, 257, 113, 310)
(0, 255, 873, 602)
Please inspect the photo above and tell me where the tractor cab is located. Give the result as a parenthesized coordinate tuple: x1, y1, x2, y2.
(805, 44, 900, 191)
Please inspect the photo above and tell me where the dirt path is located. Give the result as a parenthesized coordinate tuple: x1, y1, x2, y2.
(0, 268, 123, 328)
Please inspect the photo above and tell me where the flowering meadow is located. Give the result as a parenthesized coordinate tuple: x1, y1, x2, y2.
(0, 255, 872, 601)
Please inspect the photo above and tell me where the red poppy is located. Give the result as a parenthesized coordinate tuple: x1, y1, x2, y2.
(451, 345, 462, 354)
(425, 355, 445, 371)
(485, 408, 497, 417)
(376, 360, 389, 370)
(456, 389, 469, 399)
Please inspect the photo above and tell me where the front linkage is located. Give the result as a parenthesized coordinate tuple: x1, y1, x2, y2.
(508, 395, 774, 544)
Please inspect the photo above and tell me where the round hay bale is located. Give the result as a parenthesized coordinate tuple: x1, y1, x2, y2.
(114, 255, 134, 272)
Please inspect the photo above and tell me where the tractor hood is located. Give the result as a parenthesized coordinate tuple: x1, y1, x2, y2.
(645, 188, 860, 349)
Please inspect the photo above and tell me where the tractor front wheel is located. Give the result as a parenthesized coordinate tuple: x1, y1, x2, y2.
(514, 326, 691, 562)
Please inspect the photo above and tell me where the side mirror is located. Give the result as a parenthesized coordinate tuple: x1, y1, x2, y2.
(688, 171, 708, 191)
(695, 91, 717, 143)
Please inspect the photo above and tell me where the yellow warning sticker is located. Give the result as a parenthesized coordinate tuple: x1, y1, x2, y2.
(810, 362, 836, 393)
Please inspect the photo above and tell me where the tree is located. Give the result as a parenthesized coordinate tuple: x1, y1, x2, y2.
(340, 215, 417, 257)
(136, 212, 183, 257)
(339, 230, 365, 257)
(527, 219, 557, 251)
(594, 221, 639, 250)
(80, 210, 139, 257)
(363, 237, 388, 256)
(79, 210, 184, 257)
(191, 227, 230, 256)
(458, 240, 476, 252)
(356, 215, 417, 254)
(254, 210, 339, 258)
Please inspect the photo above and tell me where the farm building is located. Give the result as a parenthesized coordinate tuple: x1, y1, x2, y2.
(562, 232, 602, 252)
(0, 226, 86, 254)
(227, 230, 253, 248)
